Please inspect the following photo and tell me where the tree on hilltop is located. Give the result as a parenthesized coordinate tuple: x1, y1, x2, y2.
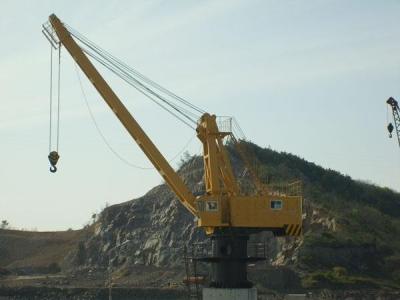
(1, 220, 9, 229)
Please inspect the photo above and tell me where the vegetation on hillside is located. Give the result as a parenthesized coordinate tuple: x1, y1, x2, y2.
(0, 229, 88, 274)
(239, 142, 400, 289)
(1, 141, 399, 291)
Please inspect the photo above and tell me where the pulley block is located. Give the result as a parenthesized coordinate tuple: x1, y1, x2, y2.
(48, 151, 60, 173)
(388, 123, 394, 138)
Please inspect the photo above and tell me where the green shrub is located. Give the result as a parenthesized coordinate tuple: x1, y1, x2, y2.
(333, 266, 347, 277)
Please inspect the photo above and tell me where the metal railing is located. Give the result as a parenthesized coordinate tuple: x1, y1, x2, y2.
(268, 180, 302, 197)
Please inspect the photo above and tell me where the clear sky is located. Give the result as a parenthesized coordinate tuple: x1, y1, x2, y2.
(0, 0, 399, 231)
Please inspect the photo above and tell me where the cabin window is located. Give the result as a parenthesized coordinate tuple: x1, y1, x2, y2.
(206, 201, 218, 212)
(271, 200, 283, 210)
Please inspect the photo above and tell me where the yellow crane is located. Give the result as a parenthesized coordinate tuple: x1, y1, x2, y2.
(43, 14, 302, 289)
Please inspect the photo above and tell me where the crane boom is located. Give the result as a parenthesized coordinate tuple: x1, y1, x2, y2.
(48, 14, 197, 216)
(387, 97, 400, 148)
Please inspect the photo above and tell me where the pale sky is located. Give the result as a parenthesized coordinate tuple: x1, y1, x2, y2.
(0, 0, 399, 231)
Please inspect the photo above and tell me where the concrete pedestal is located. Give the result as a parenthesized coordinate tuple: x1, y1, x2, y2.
(203, 288, 257, 300)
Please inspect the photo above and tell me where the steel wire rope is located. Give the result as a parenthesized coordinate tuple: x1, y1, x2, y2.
(62, 24, 277, 199)
(56, 45, 61, 151)
(387, 102, 390, 126)
(232, 117, 246, 140)
(83, 48, 197, 128)
(82, 47, 197, 129)
(48, 44, 53, 152)
(77, 39, 201, 123)
(66, 25, 205, 115)
(80, 43, 199, 122)
(67, 25, 205, 114)
(74, 63, 197, 170)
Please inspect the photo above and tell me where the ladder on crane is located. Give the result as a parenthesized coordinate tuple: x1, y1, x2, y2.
(184, 244, 206, 300)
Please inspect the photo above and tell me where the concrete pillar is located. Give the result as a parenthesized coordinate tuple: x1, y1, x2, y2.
(203, 288, 257, 300)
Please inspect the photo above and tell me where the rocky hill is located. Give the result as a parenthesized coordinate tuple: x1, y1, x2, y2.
(1, 142, 399, 293)
(63, 142, 400, 291)
(0, 229, 87, 275)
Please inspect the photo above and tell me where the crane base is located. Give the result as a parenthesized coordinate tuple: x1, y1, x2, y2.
(203, 287, 257, 300)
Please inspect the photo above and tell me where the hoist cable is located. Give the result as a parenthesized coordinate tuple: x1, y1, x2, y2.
(83, 47, 198, 124)
(387, 102, 390, 125)
(83, 48, 197, 129)
(79, 43, 200, 124)
(74, 63, 153, 170)
(232, 117, 246, 140)
(168, 135, 197, 164)
(74, 63, 197, 169)
(68, 26, 205, 115)
(66, 25, 205, 116)
(72, 33, 202, 123)
(49, 44, 53, 153)
(56, 45, 61, 151)
(47, 38, 61, 172)
(83, 48, 197, 128)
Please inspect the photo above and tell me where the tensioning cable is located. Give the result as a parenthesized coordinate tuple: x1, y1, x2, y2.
(64, 24, 204, 128)
(74, 63, 197, 170)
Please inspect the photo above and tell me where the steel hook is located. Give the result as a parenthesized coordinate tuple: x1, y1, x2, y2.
(48, 151, 60, 173)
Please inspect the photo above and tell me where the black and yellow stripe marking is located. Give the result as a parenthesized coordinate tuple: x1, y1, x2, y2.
(284, 224, 302, 236)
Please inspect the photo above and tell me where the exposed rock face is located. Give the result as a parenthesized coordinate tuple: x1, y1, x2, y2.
(272, 204, 336, 267)
(65, 154, 332, 277)
(72, 157, 208, 271)
(65, 143, 400, 291)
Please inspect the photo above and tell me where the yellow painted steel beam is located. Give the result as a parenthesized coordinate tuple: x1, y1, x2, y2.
(48, 14, 197, 216)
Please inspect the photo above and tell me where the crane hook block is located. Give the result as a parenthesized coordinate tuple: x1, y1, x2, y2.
(388, 123, 394, 138)
(48, 151, 60, 173)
